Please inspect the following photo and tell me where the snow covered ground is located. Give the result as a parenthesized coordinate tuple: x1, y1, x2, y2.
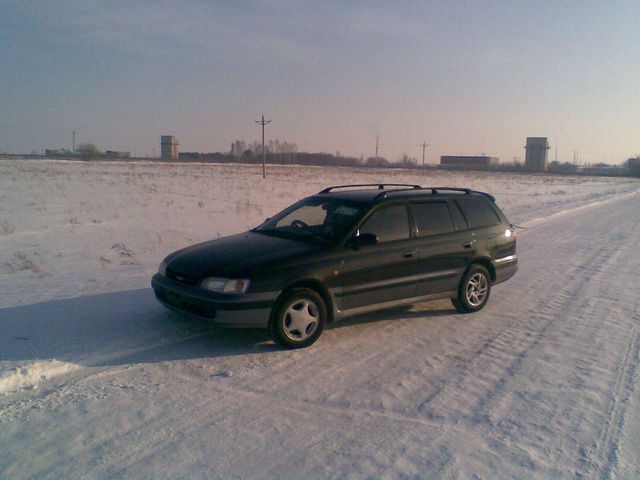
(1, 158, 639, 478)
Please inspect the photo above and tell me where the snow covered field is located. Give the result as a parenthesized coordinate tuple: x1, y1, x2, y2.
(1, 158, 639, 478)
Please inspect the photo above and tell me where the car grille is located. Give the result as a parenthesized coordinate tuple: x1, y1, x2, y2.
(155, 288, 217, 318)
(166, 269, 200, 286)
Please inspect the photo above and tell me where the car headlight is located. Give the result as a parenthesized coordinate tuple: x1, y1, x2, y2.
(200, 277, 250, 294)
(158, 260, 167, 276)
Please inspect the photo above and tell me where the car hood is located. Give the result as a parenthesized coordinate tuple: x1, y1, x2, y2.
(165, 231, 326, 279)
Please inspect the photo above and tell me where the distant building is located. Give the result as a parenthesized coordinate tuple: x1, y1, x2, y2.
(45, 149, 61, 156)
(161, 135, 179, 160)
(525, 137, 550, 171)
(44, 149, 73, 157)
(548, 162, 579, 174)
(440, 155, 499, 170)
(578, 165, 627, 177)
(104, 151, 130, 159)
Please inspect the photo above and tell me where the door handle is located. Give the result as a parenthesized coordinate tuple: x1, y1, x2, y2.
(403, 250, 416, 258)
(462, 241, 473, 249)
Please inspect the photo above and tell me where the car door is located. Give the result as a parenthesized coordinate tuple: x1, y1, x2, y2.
(411, 199, 475, 296)
(339, 202, 418, 311)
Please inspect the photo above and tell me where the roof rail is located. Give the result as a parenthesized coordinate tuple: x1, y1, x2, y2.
(430, 187, 496, 202)
(375, 187, 433, 199)
(429, 187, 472, 195)
(318, 183, 421, 194)
(376, 186, 496, 202)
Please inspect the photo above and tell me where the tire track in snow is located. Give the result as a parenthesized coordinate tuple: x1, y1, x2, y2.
(572, 227, 640, 478)
(505, 197, 640, 477)
(403, 232, 615, 476)
(394, 192, 640, 476)
(595, 321, 639, 480)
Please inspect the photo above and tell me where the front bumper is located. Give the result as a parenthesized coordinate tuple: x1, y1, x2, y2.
(492, 255, 518, 285)
(151, 273, 277, 328)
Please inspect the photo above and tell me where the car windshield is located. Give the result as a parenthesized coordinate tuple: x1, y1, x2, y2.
(253, 197, 365, 242)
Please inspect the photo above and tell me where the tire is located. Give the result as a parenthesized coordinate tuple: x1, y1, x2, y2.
(269, 288, 327, 349)
(451, 297, 464, 311)
(452, 264, 491, 313)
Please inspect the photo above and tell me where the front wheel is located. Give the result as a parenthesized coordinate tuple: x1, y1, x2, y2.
(452, 265, 491, 313)
(269, 288, 327, 349)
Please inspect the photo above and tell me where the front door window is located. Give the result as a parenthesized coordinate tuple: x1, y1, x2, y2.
(359, 204, 410, 243)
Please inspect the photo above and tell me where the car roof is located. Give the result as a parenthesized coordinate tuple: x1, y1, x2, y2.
(313, 184, 496, 205)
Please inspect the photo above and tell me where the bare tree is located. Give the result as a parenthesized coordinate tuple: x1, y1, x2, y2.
(77, 143, 100, 161)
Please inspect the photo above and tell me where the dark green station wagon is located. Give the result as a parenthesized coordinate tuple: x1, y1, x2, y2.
(152, 184, 518, 348)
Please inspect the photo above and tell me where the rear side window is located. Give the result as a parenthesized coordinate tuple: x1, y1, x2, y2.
(455, 197, 501, 229)
(412, 202, 455, 237)
(449, 200, 468, 230)
(359, 204, 410, 243)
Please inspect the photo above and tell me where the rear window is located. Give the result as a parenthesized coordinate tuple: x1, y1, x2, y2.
(455, 197, 501, 229)
(412, 202, 455, 237)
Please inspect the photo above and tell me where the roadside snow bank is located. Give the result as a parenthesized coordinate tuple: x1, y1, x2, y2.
(0, 359, 82, 395)
(521, 189, 640, 230)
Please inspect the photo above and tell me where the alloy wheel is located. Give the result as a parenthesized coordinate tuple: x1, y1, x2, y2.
(282, 299, 319, 341)
(465, 272, 488, 307)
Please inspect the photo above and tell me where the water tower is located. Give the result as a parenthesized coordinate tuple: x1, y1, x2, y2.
(160, 135, 179, 160)
(525, 137, 549, 172)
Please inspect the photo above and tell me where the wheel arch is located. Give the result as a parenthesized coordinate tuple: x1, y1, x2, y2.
(278, 279, 335, 322)
(467, 257, 496, 283)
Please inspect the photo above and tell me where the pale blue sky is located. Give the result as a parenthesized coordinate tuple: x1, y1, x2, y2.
(1, 0, 638, 164)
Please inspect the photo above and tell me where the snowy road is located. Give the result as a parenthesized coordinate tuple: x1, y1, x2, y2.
(1, 190, 639, 478)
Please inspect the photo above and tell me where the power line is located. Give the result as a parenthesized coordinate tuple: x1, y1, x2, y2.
(255, 115, 271, 179)
(420, 141, 429, 176)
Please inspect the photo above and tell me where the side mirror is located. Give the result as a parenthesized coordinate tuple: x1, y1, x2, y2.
(349, 233, 378, 250)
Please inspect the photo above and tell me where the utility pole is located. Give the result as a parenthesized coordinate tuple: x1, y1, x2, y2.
(375, 135, 379, 159)
(255, 115, 271, 178)
(420, 141, 429, 176)
(72, 131, 76, 152)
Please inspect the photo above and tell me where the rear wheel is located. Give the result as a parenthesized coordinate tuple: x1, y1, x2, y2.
(452, 264, 491, 313)
(269, 288, 327, 349)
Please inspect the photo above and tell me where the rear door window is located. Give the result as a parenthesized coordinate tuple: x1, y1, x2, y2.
(359, 204, 411, 243)
(448, 200, 468, 230)
(412, 202, 455, 237)
(455, 197, 501, 229)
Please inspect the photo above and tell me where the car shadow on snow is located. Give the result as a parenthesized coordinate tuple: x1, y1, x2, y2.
(0, 288, 276, 367)
(0, 288, 456, 368)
